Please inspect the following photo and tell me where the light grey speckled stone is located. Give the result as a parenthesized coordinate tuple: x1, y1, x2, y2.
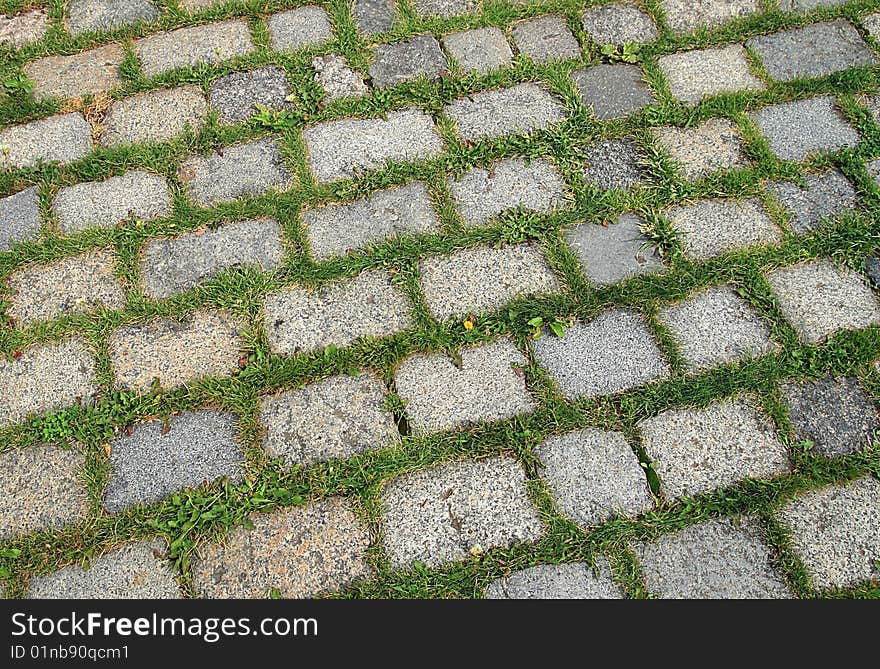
(580, 138, 647, 190)
(485, 560, 624, 599)
(101, 85, 208, 147)
(66, 0, 158, 36)
(651, 118, 747, 180)
(0, 113, 92, 169)
(565, 214, 664, 286)
(511, 15, 581, 64)
(369, 35, 446, 87)
(571, 64, 655, 120)
(25, 43, 124, 100)
(313, 55, 368, 100)
(135, 20, 255, 78)
(0, 9, 49, 47)
(533, 308, 670, 400)
(260, 373, 399, 468)
(581, 3, 657, 45)
(659, 44, 765, 105)
(413, 0, 478, 17)
(381, 456, 543, 568)
(210, 66, 293, 125)
(394, 338, 535, 434)
(768, 169, 857, 234)
(660, 0, 761, 33)
(639, 397, 791, 498)
(865, 12, 880, 42)
(268, 6, 333, 51)
(0, 187, 40, 251)
(442, 27, 512, 74)
(352, 0, 396, 35)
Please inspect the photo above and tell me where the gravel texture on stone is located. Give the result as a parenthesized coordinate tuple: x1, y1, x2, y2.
(0, 9, 49, 47)
(264, 270, 413, 355)
(864, 12, 880, 42)
(533, 308, 670, 400)
(778, 477, 880, 589)
(767, 169, 857, 235)
(140, 218, 284, 298)
(638, 397, 791, 498)
(750, 96, 860, 162)
(565, 214, 664, 286)
(7, 248, 126, 326)
(54, 170, 171, 233)
(778, 0, 847, 8)
(651, 118, 747, 180)
(571, 64, 655, 120)
(442, 27, 512, 74)
(580, 138, 647, 190)
(765, 260, 880, 344)
(658, 44, 765, 105)
(511, 14, 581, 63)
(394, 339, 535, 433)
(267, 6, 333, 51)
(66, 0, 159, 36)
(418, 243, 562, 320)
(0, 187, 40, 251)
(485, 560, 624, 599)
(369, 34, 446, 87)
(29, 540, 180, 599)
(0, 443, 89, 541)
(664, 197, 782, 260)
(25, 43, 124, 100)
(447, 157, 569, 227)
(413, 0, 478, 17)
(260, 373, 399, 468)
(313, 55, 368, 100)
(104, 409, 244, 512)
(108, 310, 244, 392)
(135, 20, 255, 77)
(352, 0, 396, 35)
(660, 0, 761, 33)
(659, 284, 777, 372)
(0, 338, 97, 427)
(381, 456, 543, 568)
(782, 376, 879, 457)
(536, 429, 653, 527)
(0, 113, 92, 169)
(303, 108, 444, 183)
(192, 498, 373, 598)
(100, 85, 208, 146)
(178, 137, 293, 206)
(302, 181, 439, 261)
(633, 517, 792, 598)
(210, 66, 292, 125)
(581, 3, 658, 45)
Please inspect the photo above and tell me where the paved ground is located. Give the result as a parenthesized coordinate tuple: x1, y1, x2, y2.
(0, 0, 879, 599)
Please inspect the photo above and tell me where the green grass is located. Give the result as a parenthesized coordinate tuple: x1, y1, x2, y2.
(1, 0, 880, 599)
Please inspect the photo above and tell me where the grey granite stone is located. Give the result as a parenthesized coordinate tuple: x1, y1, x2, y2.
(659, 44, 765, 105)
(565, 214, 664, 286)
(865, 12, 880, 42)
(0, 9, 49, 47)
(267, 6, 333, 51)
(66, 0, 158, 36)
(442, 27, 512, 74)
(209, 66, 293, 125)
(0, 113, 93, 169)
(135, 20, 255, 78)
(571, 64, 655, 120)
(352, 0, 396, 35)
(413, 0, 479, 17)
(651, 118, 748, 180)
(0, 187, 40, 251)
(767, 169, 857, 234)
(581, 3, 658, 45)
(313, 55, 368, 100)
(660, 0, 761, 33)
(369, 35, 446, 88)
(511, 15, 581, 63)
(778, 0, 847, 8)
(25, 44, 123, 100)
(100, 85, 208, 146)
(865, 256, 880, 287)
(485, 560, 624, 599)
(580, 138, 647, 190)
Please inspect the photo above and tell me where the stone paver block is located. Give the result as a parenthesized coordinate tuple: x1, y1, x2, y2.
(747, 20, 876, 83)
(537, 429, 652, 527)
(135, 20, 254, 78)
(485, 560, 624, 599)
(268, 6, 333, 51)
(782, 376, 879, 457)
(765, 260, 880, 344)
(260, 373, 399, 468)
(750, 96, 860, 162)
(768, 169, 857, 235)
(664, 197, 781, 260)
(444, 83, 568, 142)
(639, 397, 791, 498)
(533, 308, 670, 400)
(419, 243, 562, 320)
(105, 409, 244, 512)
(369, 35, 446, 88)
(0, 187, 40, 251)
(571, 64, 655, 120)
(413, 0, 478, 17)
(25, 43, 124, 100)
(0, 338, 97, 427)
(178, 137, 292, 206)
(0, 9, 49, 47)
(865, 12, 880, 42)
(633, 517, 792, 598)
(565, 214, 664, 286)
(54, 170, 171, 233)
(264, 270, 413, 355)
(581, 3, 658, 45)
(192, 498, 373, 598)
(442, 27, 512, 74)
(865, 255, 880, 287)
(210, 67, 293, 125)
(511, 15, 580, 64)
(381, 456, 543, 568)
(303, 108, 443, 183)
(313, 55, 368, 100)
(0, 444, 89, 541)
(581, 138, 646, 190)
(66, 0, 158, 36)
(8, 248, 126, 326)
(0, 113, 92, 169)
(101, 85, 208, 147)
(394, 338, 535, 434)
(659, 44, 765, 105)
(448, 157, 568, 227)
(660, 0, 761, 33)
(303, 181, 439, 261)
(353, 0, 396, 35)
(108, 310, 244, 392)
(140, 219, 284, 298)
(29, 540, 180, 599)
(779, 477, 880, 589)
(651, 118, 747, 180)
(660, 284, 776, 372)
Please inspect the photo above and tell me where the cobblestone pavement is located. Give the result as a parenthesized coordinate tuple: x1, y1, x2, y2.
(1, 0, 879, 600)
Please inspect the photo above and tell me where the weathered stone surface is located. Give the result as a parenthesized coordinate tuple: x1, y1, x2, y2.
(268, 6, 333, 51)
(864, 12, 880, 42)
(767, 169, 857, 234)
(210, 66, 292, 125)
(303, 108, 444, 183)
(0, 113, 92, 169)
(7, 248, 126, 326)
(533, 308, 670, 400)
(303, 181, 439, 261)
(264, 270, 413, 355)
(369, 35, 446, 87)
(651, 118, 747, 180)
(54, 170, 171, 233)
(571, 64, 655, 120)
(66, 0, 159, 36)
(101, 85, 208, 146)
(580, 138, 646, 190)
(135, 20, 255, 77)
(25, 43, 124, 100)
(192, 498, 373, 598)
(660, 0, 761, 33)
(779, 477, 880, 589)
(259, 373, 399, 468)
(0, 444, 89, 541)
(29, 540, 180, 599)
(353, 0, 396, 35)
(565, 214, 664, 286)
(418, 243, 562, 320)
(444, 83, 567, 141)
(659, 44, 765, 105)
(780, 0, 848, 8)
(178, 138, 293, 206)
(413, 0, 478, 17)
(747, 20, 876, 83)
(108, 310, 244, 392)
(0, 187, 40, 251)
(0, 339, 97, 427)
(581, 3, 658, 45)
(765, 260, 880, 345)
(313, 55, 368, 100)
(511, 15, 581, 63)
(381, 456, 543, 568)
(865, 255, 880, 287)
(639, 397, 791, 498)
(447, 157, 568, 227)
(633, 517, 792, 598)
(140, 219, 284, 298)
(664, 197, 782, 260)
(394, 338, 535, 434)
(442, 27, 512, 74)
(105, 409, 244, 512)
(0, 9, 49, 47)
(485, 560, 624, 599)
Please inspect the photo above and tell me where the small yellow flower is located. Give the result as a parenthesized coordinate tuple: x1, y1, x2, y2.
(463, 319, 474, 330)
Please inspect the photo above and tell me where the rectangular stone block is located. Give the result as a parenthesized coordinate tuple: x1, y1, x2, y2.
(135, 20, 255, 77)
(659, 44, 765, 105)
(0, 186, 41, 250)
(571, 64, 655, 120)
(24, 43, 124, 100)
(486, 561, 624, 599)
(210, 66, 293, 125)
(0, 9, 49, 47)
(369, 34, 446, 87)
(0, 113, 93, 169)
(660, 0, 761, 33)
(267, 6, 333, 51)
(651, 118, 748, 180)
(100, 85, 208, 147)
(511, 15, 581, 64)
(565, 214, 664, 286)
(442, 27, 512, 74)
(767, 169, 857, 234)
(65, 0, 159, 35)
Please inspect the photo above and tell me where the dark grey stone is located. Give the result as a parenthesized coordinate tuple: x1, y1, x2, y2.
(352, 0, 396, 35)
(865, 257, 880, 287)
(565, 214, 664, 286)
(571, 64, 655, 120)
(580, 138, 647, 190)
(210, 66, 292, 125)
(0, 187, 40, 251)
(369, 35, 447, 88)
(768, 169, 857, 234)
